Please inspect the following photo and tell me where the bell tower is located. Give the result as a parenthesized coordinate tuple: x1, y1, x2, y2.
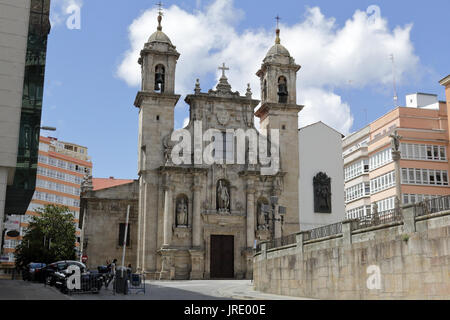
(255, 23, 303, 236)
(134, 11, 180, 273)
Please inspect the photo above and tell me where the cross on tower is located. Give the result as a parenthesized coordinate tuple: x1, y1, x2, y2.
(156, 1, 164, 16)
(218, 63, 229, 78)
(275, 15, 281, 29)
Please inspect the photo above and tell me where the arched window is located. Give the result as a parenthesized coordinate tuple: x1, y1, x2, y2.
(216, 179, 230, 212)
(154, 64, 165, 93)
(175, 194, 188, 227)
(277, 76, 288, 103)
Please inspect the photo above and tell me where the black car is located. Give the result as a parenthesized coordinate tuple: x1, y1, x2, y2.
(22, 263, 46, 281)
(43, 261, 86, 286)
(54, 269, 104, 294)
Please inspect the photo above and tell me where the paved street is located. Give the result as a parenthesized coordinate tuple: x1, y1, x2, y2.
(0, 279, 312, 300)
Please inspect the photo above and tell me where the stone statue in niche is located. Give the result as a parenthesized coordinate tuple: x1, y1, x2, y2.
(278, 76, 288, 103)
(217, 180, 230, 213)
(313, 172, 332, 213)
(176, 197, 188, 227)
(257, 201, 268, 230)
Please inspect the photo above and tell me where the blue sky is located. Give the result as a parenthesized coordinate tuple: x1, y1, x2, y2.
(42, 0, 450, 180)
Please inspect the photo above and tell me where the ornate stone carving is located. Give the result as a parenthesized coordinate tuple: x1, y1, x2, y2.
(313, 172, 332, 213)
(257, 200, 268, 230)
(217, 108, 230, 126)
(176, 196, 188, 227)
(162, 132, 175, 165)
(389, 130, 402, 152)
(217, 179, 230, 213)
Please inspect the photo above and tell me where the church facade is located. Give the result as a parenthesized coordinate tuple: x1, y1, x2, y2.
(134, 13, 303, 280)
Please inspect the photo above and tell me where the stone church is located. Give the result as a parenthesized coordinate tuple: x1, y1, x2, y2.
(133, 11, 303, 280)
(81, 12, 304, 280)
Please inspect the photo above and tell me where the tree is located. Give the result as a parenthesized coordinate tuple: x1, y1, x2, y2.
(15, 204, 77, 269)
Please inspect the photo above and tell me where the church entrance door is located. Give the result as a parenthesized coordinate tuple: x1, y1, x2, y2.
(210, 235, 234, 279)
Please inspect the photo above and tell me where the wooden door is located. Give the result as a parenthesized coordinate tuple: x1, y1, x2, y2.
(210, 235, 234, 279)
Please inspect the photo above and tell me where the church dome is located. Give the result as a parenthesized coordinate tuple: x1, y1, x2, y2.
(147, 12, 172, 45)
(148, 30, 172, 44)
(265, 28, 291, 58)
(266, 43, 290, 57)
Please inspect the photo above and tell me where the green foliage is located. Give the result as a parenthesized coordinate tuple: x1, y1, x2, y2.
(401, 234, 410, 242)
(14, 204, 77, 269)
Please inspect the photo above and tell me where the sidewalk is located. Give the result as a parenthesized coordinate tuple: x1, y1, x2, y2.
(215, 280, 314, 300)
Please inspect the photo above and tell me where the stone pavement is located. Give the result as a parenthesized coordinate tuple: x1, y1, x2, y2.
(213, 280, 313, 300)
(0, 279, 314, 300)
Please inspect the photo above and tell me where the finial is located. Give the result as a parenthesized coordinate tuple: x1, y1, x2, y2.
(195, 79, 201, 94)
(156, 1, 164, 31)
(275, 15, 281, 44)
(246, 83, 252, 98)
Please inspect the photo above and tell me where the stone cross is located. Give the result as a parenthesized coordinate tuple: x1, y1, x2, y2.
(156, 1, 164, 15)
(275, 15, 281, 28)
(218, 63, 229, 78)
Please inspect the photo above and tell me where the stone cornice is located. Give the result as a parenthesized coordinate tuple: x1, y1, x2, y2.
(255, 102, 304, 120)
(185, 93, 260, 108)
(134, 91, 181, 108)
(256, 62, 301, 77)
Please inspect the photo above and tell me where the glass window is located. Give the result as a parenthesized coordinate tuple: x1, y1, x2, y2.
(427, 146, 433, 160)
(415, 169, 421, 184)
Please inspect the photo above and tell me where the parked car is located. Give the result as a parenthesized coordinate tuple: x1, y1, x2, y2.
(43, 261, 86, 286)
(22, 263, 46, 282)
(54, 268, 104, 294)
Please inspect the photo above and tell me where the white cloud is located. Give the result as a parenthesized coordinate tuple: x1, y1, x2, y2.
(300, 88, 353, 134)
(117, 0, 420, 135)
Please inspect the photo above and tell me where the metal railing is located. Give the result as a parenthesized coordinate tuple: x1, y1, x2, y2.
(254, 196, 450, 252)
(266, 234, 297, 250)
(413, 195, 450, 217)
(303, 222, 343, 241)
(351, 208, 402, 231)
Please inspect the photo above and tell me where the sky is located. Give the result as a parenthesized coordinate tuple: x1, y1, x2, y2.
(41, 0, 450, 180)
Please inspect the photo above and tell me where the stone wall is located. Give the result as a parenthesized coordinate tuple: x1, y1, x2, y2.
(253, 207, 450, 299)
(80, 181, 139, 270)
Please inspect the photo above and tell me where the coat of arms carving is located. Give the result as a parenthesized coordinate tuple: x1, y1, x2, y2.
(217, 109, 230, 126)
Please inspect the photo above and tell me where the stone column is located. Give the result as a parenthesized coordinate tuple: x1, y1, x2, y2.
(392, 150, 402, 205)
(402, 204, 416, 233)
(342, 219, 356, 246)
(189, 249, 205, 279)
(274, 204, 282, 239)
(192, 175, 202, 248)
(163, 185, 173, 247)
(246, 179, 256, 248)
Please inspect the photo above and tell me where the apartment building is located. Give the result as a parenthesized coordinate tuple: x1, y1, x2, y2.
(1, 137, 92, 264)
(343, 89, 450, 219)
